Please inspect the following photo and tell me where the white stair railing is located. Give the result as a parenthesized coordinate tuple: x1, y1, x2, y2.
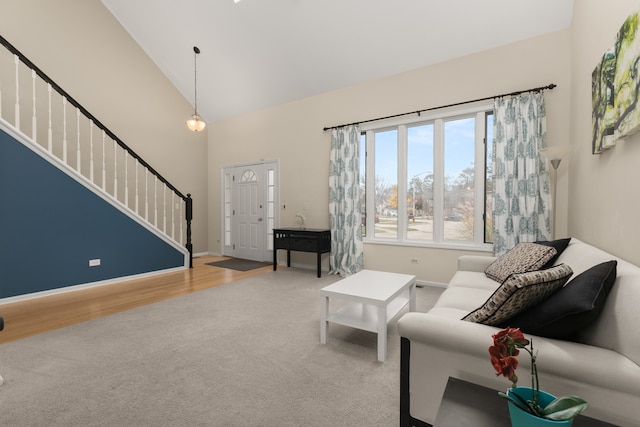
(0, 35, 193, 265)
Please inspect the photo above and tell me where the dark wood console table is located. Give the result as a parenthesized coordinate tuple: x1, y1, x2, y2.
(273, 228, 331, 277)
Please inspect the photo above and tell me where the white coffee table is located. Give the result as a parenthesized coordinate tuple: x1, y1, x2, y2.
(320, 269, 416, 362)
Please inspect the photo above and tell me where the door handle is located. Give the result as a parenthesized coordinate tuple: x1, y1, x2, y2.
(258, 218, 263, 222)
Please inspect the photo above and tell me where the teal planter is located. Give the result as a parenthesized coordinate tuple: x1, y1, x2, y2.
(507, 387, 573, 427)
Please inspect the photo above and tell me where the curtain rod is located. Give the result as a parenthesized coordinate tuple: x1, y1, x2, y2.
(322, 83, 557, 132)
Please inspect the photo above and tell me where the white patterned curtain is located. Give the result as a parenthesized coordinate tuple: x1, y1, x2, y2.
(329, 125, 364, 276)
(492, 93, 551, 256)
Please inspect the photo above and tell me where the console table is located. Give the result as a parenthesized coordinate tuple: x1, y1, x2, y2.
(273, 228, 331, 277)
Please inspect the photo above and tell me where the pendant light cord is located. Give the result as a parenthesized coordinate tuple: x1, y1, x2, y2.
(193, 46, 200, 115)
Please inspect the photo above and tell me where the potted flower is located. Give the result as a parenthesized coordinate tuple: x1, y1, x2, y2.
(489, 328, 589, 426)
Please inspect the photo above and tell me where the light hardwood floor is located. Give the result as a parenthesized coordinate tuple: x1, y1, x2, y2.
(0, 255, 273, 345)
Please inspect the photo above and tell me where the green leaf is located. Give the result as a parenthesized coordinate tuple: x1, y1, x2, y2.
(498, 391, 533, 414)
(498, 391, 543, 417)
(541, 396, 589, 421)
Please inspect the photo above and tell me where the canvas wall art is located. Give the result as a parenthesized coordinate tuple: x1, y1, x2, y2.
(592, 10, 640, 154)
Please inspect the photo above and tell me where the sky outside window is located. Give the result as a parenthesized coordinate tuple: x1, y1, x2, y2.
(374, 121, 475, 184)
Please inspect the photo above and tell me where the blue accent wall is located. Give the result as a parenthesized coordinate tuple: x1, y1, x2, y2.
(0, 129, 186, 299)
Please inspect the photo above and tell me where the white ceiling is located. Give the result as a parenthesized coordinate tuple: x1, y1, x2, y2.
(101, 0, 574, 123)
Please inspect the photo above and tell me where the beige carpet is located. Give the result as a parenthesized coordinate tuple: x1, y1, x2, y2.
(0, 268, 443, 426)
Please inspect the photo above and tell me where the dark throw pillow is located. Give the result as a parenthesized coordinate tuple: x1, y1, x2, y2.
(484, 242, 557, 283)
(503, 260, 618, 339)
(463, 264, 573, 326)
(535, 238, 572, 269)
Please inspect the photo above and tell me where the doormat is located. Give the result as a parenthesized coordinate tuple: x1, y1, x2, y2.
(206, 258, 272, 272)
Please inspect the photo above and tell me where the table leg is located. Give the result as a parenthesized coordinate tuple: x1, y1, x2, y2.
(409, 282, 416, 312)
(320, 295, 329, 344)
(316, 251, 322, 278)
(273, 248, 277, 271)
(377, 305, 387, 362)
(286, 249, 291, 267)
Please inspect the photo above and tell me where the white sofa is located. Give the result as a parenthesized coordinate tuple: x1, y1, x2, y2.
(398, 238, 640, 426)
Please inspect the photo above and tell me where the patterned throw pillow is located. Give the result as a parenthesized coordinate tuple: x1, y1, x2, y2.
(463, 264, 573, 326)
(485, 242, 557, 283)
(535, 238, 572, 269)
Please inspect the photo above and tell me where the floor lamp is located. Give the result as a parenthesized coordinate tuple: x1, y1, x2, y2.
(539, 146, 572, 239)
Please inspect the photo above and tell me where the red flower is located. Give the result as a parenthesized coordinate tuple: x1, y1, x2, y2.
(489, 343, 520, 385)
(493, 327, 529, 352)
(489, 328, 530, 386)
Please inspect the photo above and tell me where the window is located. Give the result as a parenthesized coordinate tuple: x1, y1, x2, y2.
(360, 103, 493, 248)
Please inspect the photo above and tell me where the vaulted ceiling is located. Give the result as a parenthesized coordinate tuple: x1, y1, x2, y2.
(101, 0, 574, 123)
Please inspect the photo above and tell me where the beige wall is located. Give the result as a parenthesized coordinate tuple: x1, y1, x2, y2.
(0, 0, 209, 253)
(209, 30, 572, 284)
(570, 0, 640, 266)
(10, 1, 633, 282)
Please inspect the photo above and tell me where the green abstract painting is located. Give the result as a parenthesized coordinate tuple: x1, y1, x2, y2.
(592, 11, 640, 154)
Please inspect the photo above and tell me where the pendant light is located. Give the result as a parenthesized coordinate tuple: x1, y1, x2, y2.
(186, 46, 206, 132)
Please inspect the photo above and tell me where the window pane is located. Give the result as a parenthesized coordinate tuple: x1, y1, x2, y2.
(267, 168, 275, 250)
(444, 117, 475, 242)
(407, 124, 434, 241)
(485, 113, 494, 243)
(375, 129, 397, 238)
(224, 172, 232, 246)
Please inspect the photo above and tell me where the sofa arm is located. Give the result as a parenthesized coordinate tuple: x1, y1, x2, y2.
(397, 312, 640, 396)
(398, 312, 494, 358)
(457, 255, 496, 272)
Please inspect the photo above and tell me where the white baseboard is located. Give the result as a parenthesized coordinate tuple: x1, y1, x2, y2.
(193, 251, 215, 257)
(416, 280, 447, 288)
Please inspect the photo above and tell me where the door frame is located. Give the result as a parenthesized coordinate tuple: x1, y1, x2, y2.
(220, 160, 279, 261)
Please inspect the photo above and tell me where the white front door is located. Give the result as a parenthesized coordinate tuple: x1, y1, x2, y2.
(222, 161, 279, 262)
(233, 166, 263, 261)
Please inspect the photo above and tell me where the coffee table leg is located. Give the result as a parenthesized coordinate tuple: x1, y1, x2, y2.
(409, 282, 416, 312)
(377, 305, 387, 362)
(320, 295, 329, 344)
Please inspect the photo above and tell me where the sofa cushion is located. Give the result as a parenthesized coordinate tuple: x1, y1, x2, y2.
(535, 238, 571, 268)
(484, 242, 557, 283)
(463, 264, 573, 326)
(434, 287, 496, 312)
(448, 271, 500, 291)
(503, 260, 617, 339)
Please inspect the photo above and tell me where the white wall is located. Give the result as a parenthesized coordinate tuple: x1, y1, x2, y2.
(570, 0, 640, 266)
(209, 30, 572, 283)
(0, 0, 209, 253)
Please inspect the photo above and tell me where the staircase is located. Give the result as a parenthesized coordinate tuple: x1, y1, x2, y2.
(0, 35, 193, 299)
